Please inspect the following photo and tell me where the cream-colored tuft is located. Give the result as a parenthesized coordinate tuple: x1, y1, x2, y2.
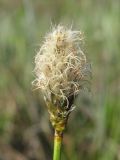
(33, 25, 91, 108)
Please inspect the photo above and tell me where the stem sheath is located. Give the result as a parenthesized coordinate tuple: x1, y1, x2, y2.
(53, 130, 63, 160)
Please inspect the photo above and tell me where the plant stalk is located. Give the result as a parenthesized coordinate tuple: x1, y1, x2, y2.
(53, 130, 63, 160)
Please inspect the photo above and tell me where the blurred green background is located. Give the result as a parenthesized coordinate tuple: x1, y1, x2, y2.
(0, 0, 120, 159)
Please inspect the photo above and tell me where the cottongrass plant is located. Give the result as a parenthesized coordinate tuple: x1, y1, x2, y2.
(33, 25, 91, 160)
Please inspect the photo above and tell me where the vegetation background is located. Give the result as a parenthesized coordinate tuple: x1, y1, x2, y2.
(0, 0, 120, 159)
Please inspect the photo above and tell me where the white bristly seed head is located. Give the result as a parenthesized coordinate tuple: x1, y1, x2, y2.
(32, 25, 91, 132)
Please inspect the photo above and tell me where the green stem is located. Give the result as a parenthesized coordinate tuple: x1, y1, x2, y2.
(53, 130, 63, 160)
